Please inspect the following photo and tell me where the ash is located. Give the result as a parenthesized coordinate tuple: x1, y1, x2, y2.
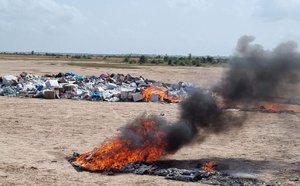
(121, 163, 282, 186)
(69, 154, 282, 186)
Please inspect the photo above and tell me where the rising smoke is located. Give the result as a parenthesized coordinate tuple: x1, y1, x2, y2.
(167, 90, 245, 152)
(109, 36, 300, 158)
(213, 35, 300, 103)
(119, 90, 245, 154)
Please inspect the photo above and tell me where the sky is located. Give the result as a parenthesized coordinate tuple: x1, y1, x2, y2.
(0, 0, 300, 56)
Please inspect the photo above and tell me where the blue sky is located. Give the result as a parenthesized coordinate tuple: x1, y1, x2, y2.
(0, 0, 300, 56)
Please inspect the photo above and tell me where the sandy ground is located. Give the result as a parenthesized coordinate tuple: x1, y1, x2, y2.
(0, 59, 299, 186)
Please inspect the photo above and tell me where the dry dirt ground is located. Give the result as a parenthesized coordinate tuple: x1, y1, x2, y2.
(0, 58, 299, 186)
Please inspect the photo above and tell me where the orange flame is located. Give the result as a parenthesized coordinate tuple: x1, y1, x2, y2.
(201, 161, 216, 172)
(263, 103, 280, 112)
(255, 103, 300, 113)
(142, 86, 182, 103)
(217, 102, 300, 113)
(74, 119, 167, 171)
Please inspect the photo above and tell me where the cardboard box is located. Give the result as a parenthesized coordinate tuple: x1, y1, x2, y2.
(63, 84, 77, 91)
(3, 75, 18, 86)
(45, 80, 59, 88)
(150, 94, 160, 102)
(54, 87, 64, 94)
(44, 90, 57, 99)
(127, 92, 133, 100)
(132, 92, 143, 102)
(121, 91, 128, 99)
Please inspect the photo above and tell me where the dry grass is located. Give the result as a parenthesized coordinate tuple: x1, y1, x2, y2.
(65, 62, 141, 69)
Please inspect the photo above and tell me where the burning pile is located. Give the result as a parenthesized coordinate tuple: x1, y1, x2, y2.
(71, 90, 245, 172)
(73, 117, 167, 171)
(0, 71, 187, 102)
(71, 36, 300, 183)
(142, 86, 182, 103)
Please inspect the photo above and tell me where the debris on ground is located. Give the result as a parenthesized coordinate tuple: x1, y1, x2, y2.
(69, 154, 281, 186)
(0, 72, 198, 103)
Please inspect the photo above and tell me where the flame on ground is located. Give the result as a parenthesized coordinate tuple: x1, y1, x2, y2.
(74, 119, 168, 171)
(142, 86, 182, 103)
(255, 103, 300, 113)
(201, 161, 217, 172)
(217, 102, 300, 113)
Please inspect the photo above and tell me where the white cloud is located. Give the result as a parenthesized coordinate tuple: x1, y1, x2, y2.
(1, 0, 299, 55)
(0, 0, 83, 33)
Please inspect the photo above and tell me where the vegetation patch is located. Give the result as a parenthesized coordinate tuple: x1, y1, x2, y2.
(66, 62, 141, 69)
(124, 54, 229, 67)
(0, 53, 229, 67)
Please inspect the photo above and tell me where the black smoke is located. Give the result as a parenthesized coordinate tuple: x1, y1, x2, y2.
(167, 90, 245, 152)
(213, 35, 300, 103)
(119, 90, 245, 154)
(118, 35, 300, 156)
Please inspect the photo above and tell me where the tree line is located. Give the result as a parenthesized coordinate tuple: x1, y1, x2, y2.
(124, 54, 229, 66)
(0, 52, 229, 66)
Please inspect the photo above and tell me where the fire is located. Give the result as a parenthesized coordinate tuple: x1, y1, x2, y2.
(255, 103, 300, 113)
(201, 161, 217, 172)
(262, 103, 280, 112)
(217, 101, 300, 113)
(142, 86, 182, 103)
(73, 119, 167, 171)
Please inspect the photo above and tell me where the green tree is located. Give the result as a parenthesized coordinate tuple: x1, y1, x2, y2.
(163, 55, 169, 62)
(129, 59, 137, 64)
(167, 59, 173, 66)
(192, 59, 197, 66)
(123, 56, 130, 63)
(206, 56, 213, 63)
(188, 53, 192, 60)
(150, 58, 157, 64)
(139, 55, 147, 64)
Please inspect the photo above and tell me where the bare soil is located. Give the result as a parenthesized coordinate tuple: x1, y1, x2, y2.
(0, 58, 299, 186)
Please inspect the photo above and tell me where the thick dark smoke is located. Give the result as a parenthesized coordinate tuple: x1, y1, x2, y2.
(119, 35, 300, 156)
(214, 35, 300, 103)
(120, 90, 245, 154)
(167, 90, 245, 152)
(120, 114, 195, 153)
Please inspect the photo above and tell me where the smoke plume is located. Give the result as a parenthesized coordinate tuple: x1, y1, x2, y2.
(73, 36, 300, 171)
(213, 35, 300, 103)
(121, 36, 300, 154)
(120, 90, 245, 154)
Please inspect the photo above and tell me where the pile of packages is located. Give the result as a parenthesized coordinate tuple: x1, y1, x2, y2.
(0, 72, 197, 103)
